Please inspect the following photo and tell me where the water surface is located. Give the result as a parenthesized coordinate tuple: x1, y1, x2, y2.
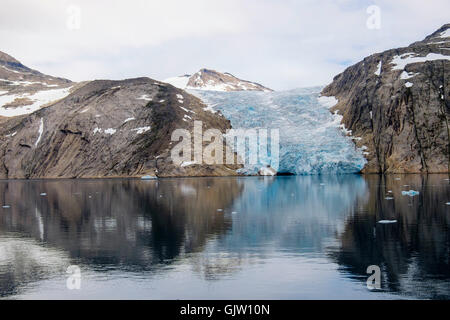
(0, 175, 449, 299)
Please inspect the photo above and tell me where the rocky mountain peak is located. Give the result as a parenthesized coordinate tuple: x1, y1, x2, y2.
(321, 24, 450, 173)
(165, 68, 273, 92)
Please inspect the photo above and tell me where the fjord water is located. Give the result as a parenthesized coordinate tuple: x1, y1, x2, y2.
(193, 88, 367, 175)
(1, 175, 449, 299)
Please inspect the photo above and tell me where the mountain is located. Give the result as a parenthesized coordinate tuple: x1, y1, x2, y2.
(164, 68, 273, 92)
(0, 53, 240, 179)
(0, 51, 73, 119)
(321, 24, 450, 173)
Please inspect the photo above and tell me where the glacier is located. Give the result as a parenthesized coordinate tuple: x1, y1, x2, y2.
(192, 87, 366, 175)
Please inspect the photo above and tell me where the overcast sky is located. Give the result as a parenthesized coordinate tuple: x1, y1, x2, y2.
(1, 0, 449, 90)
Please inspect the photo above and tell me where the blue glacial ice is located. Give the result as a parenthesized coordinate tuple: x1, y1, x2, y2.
(192, 87, 367, 175)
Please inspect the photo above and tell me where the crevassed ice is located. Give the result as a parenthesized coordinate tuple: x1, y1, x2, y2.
(192, 87, 366, 175)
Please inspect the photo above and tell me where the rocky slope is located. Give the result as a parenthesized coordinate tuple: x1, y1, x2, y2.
(321, 24, 450, 173)
(165, 68, 273, 92)
(0, 67, 241, 178)
(0, 51, 73, 119)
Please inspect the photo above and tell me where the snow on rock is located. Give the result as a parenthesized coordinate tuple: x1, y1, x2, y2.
(390, 52, 450, 70)
(0, 87, 72, 117)
(180, 161, 196, 167)
(132, 126, 151, 134)
(137, 94, 152, 101)
(34, 118, 44, 147)
(374, 61, 382, 76)
(400, 71, 420, 80)
(123, 117, 135, 123)
(104, 128, 117, 135)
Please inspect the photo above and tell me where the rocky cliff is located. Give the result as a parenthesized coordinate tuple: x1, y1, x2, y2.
(321, 24, 450, 173)
(0, 72, 240, 178)
(165, 68, 273, 92)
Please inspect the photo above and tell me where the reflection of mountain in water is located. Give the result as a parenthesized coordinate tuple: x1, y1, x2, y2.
(331, 175, 450, 299)
(0, 175, 449, 299)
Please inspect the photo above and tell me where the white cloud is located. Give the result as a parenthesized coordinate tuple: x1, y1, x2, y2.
(0, 0, 449, 90)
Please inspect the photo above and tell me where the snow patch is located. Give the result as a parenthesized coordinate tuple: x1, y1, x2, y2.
(104, 128, 116, 135)
(374, 61, 382, 76)
(391, 52, 450, 70)
(132, 126, 151, 134)
(0, 87, 72, 117)
(34, 118, 44, 147)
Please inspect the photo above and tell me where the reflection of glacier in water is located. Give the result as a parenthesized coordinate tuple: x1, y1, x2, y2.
(193, 88, 367, 175)
(209, 176, 368, 253)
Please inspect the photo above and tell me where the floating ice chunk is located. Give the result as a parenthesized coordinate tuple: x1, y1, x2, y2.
(217, 209, 223, 212)
(231, 211, 238, 215)
(40, 193, 47, 196)
(378, 220, 398, 224)
(141, 175, 157, 180)
(385, 197, 394, 200)
(259, 166, 277, 176)
(402, 190, 419, 197)
(2, 205, 11, 209)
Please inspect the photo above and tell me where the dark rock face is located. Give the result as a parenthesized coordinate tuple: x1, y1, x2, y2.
(322, 24, 450, 173)
(0, 77, 240, 179)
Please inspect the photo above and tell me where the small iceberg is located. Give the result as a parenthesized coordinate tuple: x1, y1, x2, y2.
(40, 193, 47, 196)
(378, 220, 398, 224)
(2, 205, 11, 209)
(141, 175, 157, 180)
(217, 209, 223, 212)
(259, 166, 277, 176)
(402, 190, 419, 197)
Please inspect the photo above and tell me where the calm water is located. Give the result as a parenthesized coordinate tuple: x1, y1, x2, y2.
(0, 175, 449, 299)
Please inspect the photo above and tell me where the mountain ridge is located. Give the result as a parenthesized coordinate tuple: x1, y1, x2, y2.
(321, 24, 450, 173)
(165, 68, 273, 92)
